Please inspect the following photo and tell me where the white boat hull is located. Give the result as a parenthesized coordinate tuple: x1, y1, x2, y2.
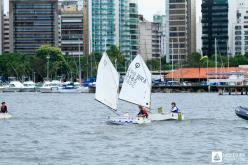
(21, 88, 36, 92)
(3, 88, 22, 92)
(0, 113, 12, 119)
(39, 87, 60, 93)
(58, 87, 89, 93)
(149, 112, 184, 121)
(107, 116, 151, 125)
(133, 117, 151, 124)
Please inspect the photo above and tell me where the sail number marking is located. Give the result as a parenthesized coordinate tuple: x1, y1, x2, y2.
(125, 68, 147, 88)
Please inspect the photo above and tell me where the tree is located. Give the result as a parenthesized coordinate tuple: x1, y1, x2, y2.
(106, 45, 125, 72)
(186, 52, 202, 67)
(36, 45, 71, 80)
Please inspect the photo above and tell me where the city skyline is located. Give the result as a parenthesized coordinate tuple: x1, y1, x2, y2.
(3, 0, 202, 21)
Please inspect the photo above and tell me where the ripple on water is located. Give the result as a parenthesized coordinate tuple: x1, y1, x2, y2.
(0, 93, 247, 164)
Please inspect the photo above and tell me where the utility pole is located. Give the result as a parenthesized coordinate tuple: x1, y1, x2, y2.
(46, 55, 50, 80)
(78, 43, 82, 84)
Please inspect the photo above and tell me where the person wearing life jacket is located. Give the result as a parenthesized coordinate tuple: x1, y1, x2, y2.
(0, 102, 8, 113)
(171, 102, 179, 113)
(137, 105, 149, 118)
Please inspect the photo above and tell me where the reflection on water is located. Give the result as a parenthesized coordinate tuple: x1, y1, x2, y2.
(0, 93, 247, 164)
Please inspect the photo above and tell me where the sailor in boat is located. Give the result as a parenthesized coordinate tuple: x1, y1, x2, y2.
(137, 105, 149, 118)
(0, 102, 8, 113)
(171, 102, 180, 113)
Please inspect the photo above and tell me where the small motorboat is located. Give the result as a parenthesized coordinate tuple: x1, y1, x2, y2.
(0, 113, 12, 120)
(39, 80, 62, 93)
(235, 106, 248, 120)
(3, 81, 24, 92)
(21, 81, 36, 92)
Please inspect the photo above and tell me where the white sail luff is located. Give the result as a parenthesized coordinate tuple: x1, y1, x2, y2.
(119, 55, 152, 108)
(95, 52, 119, 110)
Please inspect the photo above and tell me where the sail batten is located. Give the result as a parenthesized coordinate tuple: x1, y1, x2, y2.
(119, 55, 152, 108)
(95, 52, 119, 110)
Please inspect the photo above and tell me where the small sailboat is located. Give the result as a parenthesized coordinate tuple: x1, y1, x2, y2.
(95, 53, 152, 125)
(0, 113, 12, 120)
(118, 55, 152, 124)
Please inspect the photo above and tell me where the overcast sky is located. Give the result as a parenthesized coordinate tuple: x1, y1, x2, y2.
(138, 0, 202, 21)
(4, 0, 202, 22)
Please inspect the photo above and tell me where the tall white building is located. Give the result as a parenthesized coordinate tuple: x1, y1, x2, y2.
(0, 0, 3, 54)
(153, 14, 166, 58)
(196, 17, 202, 54)
(139, 18, 161, 60)
(3, 14, 10, 53)
(229, 0, 248, 55)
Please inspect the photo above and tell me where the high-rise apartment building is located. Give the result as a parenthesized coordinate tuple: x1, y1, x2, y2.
(165, 0, 196, 63)
(9, 0, 59, 54)
(88, 0, 137, 58)
(201, 0, 228, 56)
(0, 0, 3, 54)
(129, 0, 139, 58)
(59, 0, 84, 56)
(153, 14, 166, 58)
(3, 14, 10, 53)
(139, 17, 161, 60)
(60, 11, 83, 56)
(229, 0, 248, 55)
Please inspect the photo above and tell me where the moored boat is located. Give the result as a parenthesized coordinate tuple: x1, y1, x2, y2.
(39, 80, 62, 93)
(3, 81, 24, 92)
(21, 81, 36, 92)
(57, 82, 89, 93)
(235, 106, 248, 120)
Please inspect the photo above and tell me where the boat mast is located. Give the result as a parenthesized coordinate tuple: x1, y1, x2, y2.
(78, 42, 82, 84)
(172, 40, 174, 81)
(177, 32, 180, 83)
(215, 38, 217, 80)
(159, 32, 162, 80)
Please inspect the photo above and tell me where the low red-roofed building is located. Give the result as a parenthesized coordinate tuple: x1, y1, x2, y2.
(165, 67, 248, 82)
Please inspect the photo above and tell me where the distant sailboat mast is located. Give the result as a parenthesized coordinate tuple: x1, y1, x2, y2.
(215, 38, 217, 80)
(78, 42, 82, 84)
(172, 40, 174, 81)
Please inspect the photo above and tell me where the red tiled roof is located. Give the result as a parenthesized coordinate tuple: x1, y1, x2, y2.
(165, 67, 248, 79)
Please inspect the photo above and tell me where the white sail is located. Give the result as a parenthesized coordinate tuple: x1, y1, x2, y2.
(119, 55, 152, 108)
(95, 52, 119, 110)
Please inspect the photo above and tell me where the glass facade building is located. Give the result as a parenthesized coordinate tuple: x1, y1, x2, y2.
(201, 0, 228, 56)
(129, 0, 139, 58)
(9, 0, 59, 54)
(88, 0, 138, 58)
(0, 0, 3, 54)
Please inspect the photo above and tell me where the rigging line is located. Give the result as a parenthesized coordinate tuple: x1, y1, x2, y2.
(108, 108, 121, 116)
(95, 99, 121, 116)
